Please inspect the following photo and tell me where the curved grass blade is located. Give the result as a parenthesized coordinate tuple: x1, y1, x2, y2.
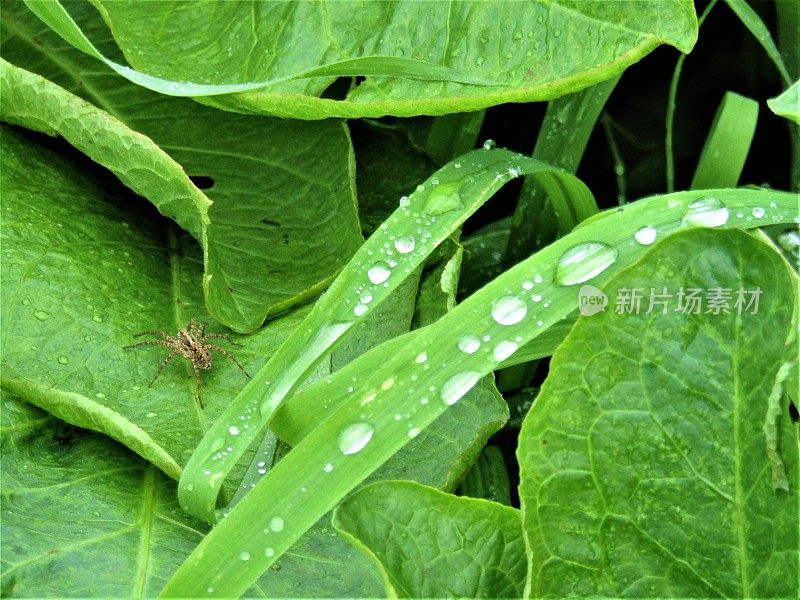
(162, 189, 797, 597)
(23, 0, 496, 98)
(690, 91, 758, 189)
(177, 149, 597, 523)
(725, 0, 792, 86)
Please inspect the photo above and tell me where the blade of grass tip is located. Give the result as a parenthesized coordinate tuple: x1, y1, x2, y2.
(161, 189, 798, 598)
(725, 0, 792, 87)
(178, 148, 596, 523)
(23, 0, 498, 98)
(600, 113, 628, 205)
(690, 91, 759, 190)
(426, 110, 487, 165)
(666, 0, 720, 193)
(502, 76, 618, 269)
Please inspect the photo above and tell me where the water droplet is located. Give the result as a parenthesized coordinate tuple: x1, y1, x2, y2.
(483, 139, 496, 150)
(394, 236, 415, 254)
(458, 334, 481, 354)
(323, 462, 334, 472)
(21, 298, 30, 306)
(491, 296, 527, 325)
(367, 262, 391, 284)
(634, 225, 657, 245)
(555, 242, 618, 286)
(408, 427, 421, 438)
(360, 292, 373, 304)
(239, 551, 250, 561)
(92, 315, 103, 323)
(228, 426, 240, 436)
(57, 356, 69, 365)
(751, 206, 765, 219)
(430, 177, 440, 186)
(269, 516, 285, 532)
(681, 197, 729, 227)
(399, 195, 410, 207)
(522, 281, 533, 290)
(532, 294, 542, 302)
(265, 547, 275, 558)
(381, 377, 395, 390)
(441, 371, 481, 405)
(33, 310, 49, 321)
(338, 422, 374, 455)
(186, 483, 194, 492)
(354, 304, 368, 317)
(493, 341, 518, 362)
(533, 274, 543, 284)
(415, 352, 428, 363)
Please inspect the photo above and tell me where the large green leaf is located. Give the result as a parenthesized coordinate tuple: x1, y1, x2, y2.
(0, 124, 307, 477)
(0, 389, 206, 597)
(333, 481, 526, 599)
(518, 228, 799, 597)
(29, 0, 697, 119)
(1, 2, 362, 332)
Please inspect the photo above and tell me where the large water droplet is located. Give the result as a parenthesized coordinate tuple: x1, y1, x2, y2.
(367, 262, 391, 285)
(751, 206, 765, 219)
(493, 341, 518, 362)
(269, 516, 285, 532)
(354, 304, 368, 317)
(491, 296, 527, 325)
(555, 242, 618, 285)
(483, 139, 496, 150)
(441, 371, 481, 405)
(338, 422, 374, 455)
(634, 226, 657, 246)
(681, 197, 729, 227)
(415, 352, 428, 363)
(33, 310, 49, 321)
(239, 551, 251, 561)
(458, 334, 481, 354)
(394, 236, 415, 254)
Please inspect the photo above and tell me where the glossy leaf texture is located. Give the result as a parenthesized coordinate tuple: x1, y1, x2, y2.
(518, 228, 799, 598)
(334, 481, 526, 599)
(1, 1, 362, 332)
(30, 0, 697, 119)
(0, 389, 207, 597)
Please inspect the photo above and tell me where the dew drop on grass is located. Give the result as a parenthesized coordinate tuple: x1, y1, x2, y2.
(751, 206, 765, 218)
(324, 462, 334, 472)
(57, 356, 69, 365)
(408, 427, 421, 438)
(493, 341, 518, 362)
(415, 352, 428, 363)
(360, 292, 373, 304)
(269, 516, 285, 532)
(33, 310, 49, 321)
(367, 262, 391, 284)
(522, 281, 533, 290)
(634, 225, 657, 245)
(239, 551, 250, 561)
(532, 293, 542, 302)
(458, 334, 481, 354)
(681, 197, 729, 227)
(555, 242, 618, 285)
(228, 426, 240, 436)
(533, 274, 543, 284)
(353, 303, 368, 317)
(442, 371, 481, 405)
(21, 298, 30, 306)
(491, 296, 527, 325)
(483, 139, 496, 150)
(338, 422, 374, 455)
(265, 547, 275, 558)
(394, 236, 415, 254)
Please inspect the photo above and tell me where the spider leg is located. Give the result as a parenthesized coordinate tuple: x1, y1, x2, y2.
(204, 332, 242, 346)
(123, 339, 173, 350)
(148, 352, 178, 387)
(207, 344, 251, 378)
(192, 361, 204, 409)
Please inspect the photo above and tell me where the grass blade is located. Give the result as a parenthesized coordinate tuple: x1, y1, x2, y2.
(725, 0, 792, 86)
(162, 188, 797, 597)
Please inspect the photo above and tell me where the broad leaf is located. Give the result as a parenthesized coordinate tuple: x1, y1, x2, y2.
(30, 0, 697, 119)
(518, 228, 798, 598)
(0, 390, 206, 597)
(334, 481, 526, 599)
(1, 2, 361, 332)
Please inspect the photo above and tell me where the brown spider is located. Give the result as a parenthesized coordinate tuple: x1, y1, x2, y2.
(124, 318, 250, 407)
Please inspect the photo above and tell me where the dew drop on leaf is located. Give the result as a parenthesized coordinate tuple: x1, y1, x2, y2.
(228, 426, 240, 436)
(483, 139, 496, 150)
(33, 310, 49, 321)
(493, 341, 518, 362)
(21, 298, 30, 306)
(57, 356, 69, 365)
(353, 303, 368, 317)
(751, 206, 765, 218)
(338, 422, 374, 455)
(634, 225, 657, 245)
(323, 462, 334, 472)
(408, 427, 421, 438)
(491, 296, 527, 325)
(264, 547, 275, 558)
(415, 352, 428, 363)
(367, 261, 391, 284)
(458, 334, 481, 354)
(681, 197, 729, 227)
(239, 551, 250, 561)
(269, 516, 285, 532)
(441, 371, 481, 405)
(394, 236, 415, 254)
(555, 242, 618, 285)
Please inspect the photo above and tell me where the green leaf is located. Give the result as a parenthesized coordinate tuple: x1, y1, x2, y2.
(0, 123, 304, 478)
(333, 481, 526, 599)
(0, 389, 207, 597)
(29, 0, 697, 119)
(768, 80, 800, 125)
(690, 91, 759, 189)
(518, 228, 799, 597)
(1, 3, 362, 332)
(724, 0, 792, 86)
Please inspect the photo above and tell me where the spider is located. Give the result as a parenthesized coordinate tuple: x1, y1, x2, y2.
(124, 318, 250, 408)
